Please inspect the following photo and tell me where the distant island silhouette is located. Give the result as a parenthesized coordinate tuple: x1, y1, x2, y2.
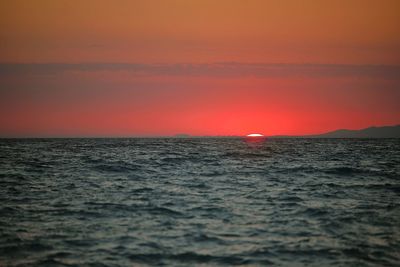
(271, 125, 400, 138)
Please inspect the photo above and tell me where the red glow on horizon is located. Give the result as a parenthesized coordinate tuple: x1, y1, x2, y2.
(0, 2, 399, 137)
(0, 70, 399, 137)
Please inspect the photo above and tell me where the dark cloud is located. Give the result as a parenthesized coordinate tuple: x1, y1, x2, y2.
(0, 63, 399, 79)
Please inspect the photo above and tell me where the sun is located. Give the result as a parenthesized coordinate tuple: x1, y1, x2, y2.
(246, 133, 264, 137)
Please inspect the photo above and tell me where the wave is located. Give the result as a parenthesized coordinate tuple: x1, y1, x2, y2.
(1, 138, 399, 266)
(127, 252, 254, 265)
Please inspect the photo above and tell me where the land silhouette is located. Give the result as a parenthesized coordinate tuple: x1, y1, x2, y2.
(270, 125, 400, 138)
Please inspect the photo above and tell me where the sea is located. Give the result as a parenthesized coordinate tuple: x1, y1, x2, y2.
(0, 138, 399, 266)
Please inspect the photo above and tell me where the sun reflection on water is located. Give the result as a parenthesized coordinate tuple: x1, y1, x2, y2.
(243, 134, 266, 147)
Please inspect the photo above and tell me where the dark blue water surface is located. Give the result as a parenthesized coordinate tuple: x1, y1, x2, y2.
(0, 138, 399, 266)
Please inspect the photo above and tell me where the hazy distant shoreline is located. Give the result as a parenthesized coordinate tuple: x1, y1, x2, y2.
(270, 125, 400, 139)
(1, 125, 399, 139)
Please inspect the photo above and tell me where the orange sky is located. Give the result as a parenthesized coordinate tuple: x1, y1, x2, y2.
(0, 0, 399, 136)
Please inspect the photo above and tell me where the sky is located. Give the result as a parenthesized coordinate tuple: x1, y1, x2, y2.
(0, 0, 399, 136)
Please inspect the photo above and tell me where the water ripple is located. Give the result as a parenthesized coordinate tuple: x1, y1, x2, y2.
(0, 138, 399, 266)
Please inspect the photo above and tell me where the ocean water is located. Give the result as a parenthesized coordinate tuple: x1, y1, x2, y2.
(0, 138, 399, 266)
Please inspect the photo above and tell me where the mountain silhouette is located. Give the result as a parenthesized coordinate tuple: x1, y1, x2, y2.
(271, 125, 400, 138)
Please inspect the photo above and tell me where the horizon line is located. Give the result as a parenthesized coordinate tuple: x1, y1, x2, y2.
(1, 124, 398, 139)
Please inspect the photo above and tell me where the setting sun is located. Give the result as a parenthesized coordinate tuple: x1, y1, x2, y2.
(247, 133, 264, 137)
(0, 1, 399, 266)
